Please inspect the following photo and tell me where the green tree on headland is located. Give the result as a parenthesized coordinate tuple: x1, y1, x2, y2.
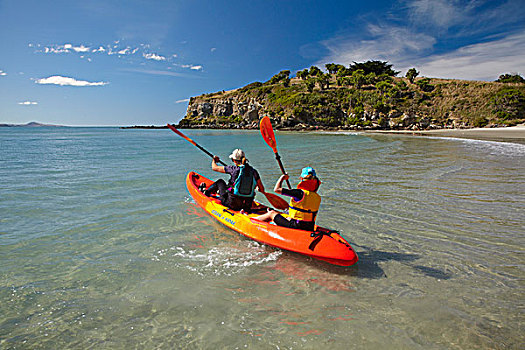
(337, 66, 352, 77)
(337, 76, 352, 87)
(326, 63, 346, 74)
(317, 73, 330, 90)
(350, 69, 366, 89)
(349, 60, 400, 77)
(496, 74, 525, 84)
(325, 63, 337, 74)
(305, 78, 316, 92)
(406, 68, 419, 83)
(296, 69, 309, 80)
(309, 66, 322, 77)
(268, 70, 290, 84)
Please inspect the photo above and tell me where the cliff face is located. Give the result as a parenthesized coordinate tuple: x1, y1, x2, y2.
(177, 77, 525, 130)
(180, 95, 265, 128)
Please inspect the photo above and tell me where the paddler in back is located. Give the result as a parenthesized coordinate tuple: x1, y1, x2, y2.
(253, 167, 321, 231)
(202, 148, 265, 212)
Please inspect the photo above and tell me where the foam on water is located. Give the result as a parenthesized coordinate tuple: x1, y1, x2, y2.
(425, 135, 525, 156)
(153, 243, 282, 276)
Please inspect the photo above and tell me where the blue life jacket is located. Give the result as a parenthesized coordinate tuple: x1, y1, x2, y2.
(232, 164, 256, 197)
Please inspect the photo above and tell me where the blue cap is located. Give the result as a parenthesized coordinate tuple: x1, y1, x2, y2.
(300, 166, 316, 178)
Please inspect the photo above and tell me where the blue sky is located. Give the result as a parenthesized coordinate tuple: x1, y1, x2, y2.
(1, 0, 524, 126)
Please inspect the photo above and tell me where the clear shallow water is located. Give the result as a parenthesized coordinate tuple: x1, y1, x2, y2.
(1, 127, 524, 349)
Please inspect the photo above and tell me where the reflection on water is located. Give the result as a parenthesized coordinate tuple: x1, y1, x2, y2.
(1, 128, 523, 349)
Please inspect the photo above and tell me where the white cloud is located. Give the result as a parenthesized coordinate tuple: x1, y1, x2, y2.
(71, 45, 90, 53)
(36, 41, 181, 70)
(0, 70, 6, 76)
(42, 43, 139, 56)
(42, 43, 91, 53)
(18, 101, 38, 105)
(35, 75, 108, 87)
(118, 47, 131, 55)
(143, 53, 166, 61)
(317, 24, 435, 66)
(44, 46, 69, 53)
(175, 98, 190, 103)
(314, 0, 525, 81)
(405, 0, 466, 29)
(181, 64, 203, 71)
(414, 31, 525, 81)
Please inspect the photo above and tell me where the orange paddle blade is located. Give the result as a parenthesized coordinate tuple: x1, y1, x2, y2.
(263, 192, 288, 210)
(260, 116, 277, 152)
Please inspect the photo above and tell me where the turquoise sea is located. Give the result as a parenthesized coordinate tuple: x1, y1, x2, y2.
(1, 127, 524, 349)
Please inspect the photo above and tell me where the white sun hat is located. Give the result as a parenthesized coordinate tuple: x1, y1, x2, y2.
(229, 148, 245, 161)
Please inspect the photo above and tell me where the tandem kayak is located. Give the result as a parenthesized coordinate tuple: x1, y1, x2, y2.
(186, 171, 358, 266)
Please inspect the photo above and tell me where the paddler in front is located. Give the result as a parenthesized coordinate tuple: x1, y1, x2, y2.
(203, 148, 266, 212)
(253, 167, 321, 231)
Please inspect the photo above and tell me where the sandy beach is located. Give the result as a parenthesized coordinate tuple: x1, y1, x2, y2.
(366, 124, 525, 144)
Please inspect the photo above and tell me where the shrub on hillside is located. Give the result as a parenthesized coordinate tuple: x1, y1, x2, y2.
(496, 74, 525, 84)
(491, 87, 525, 121)
(416, 78, 434, 92)
(268, 70, 290, 85)
(473, 116, 489, 127)
(239, 82, 263, 92)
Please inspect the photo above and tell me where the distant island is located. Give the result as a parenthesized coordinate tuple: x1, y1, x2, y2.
(0, 122, 64, 127)
(175, 60, 525, 131)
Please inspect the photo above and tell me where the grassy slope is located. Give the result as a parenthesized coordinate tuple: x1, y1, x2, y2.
(181, 76, 525, 129)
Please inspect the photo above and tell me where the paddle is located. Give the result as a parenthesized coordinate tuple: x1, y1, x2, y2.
(167, 124, 288, 210)
(259, 116, 292, 189)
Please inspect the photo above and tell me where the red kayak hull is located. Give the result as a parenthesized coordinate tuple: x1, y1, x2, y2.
(186, 171, 358, 266)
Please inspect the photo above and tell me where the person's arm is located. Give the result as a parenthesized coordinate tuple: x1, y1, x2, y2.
(211, 156, 226, 173)
(273, 174, 288, 194)
(281, 188, 304, 202)
(256, 178, 265, 193)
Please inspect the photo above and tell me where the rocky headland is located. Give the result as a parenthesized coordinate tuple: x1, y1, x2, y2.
(176, 63, 525, 132)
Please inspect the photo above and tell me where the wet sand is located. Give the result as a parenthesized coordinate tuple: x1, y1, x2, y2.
(367, 125, 525, 144)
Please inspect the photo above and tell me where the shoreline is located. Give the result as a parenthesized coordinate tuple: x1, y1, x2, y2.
(363, 125, 525, 144)
(119, 123, 525, 144)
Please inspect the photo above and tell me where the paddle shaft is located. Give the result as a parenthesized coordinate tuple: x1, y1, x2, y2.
(168, 124, 288, 209)
(167, 124, 226, 165)
(273, 152, 292, 189)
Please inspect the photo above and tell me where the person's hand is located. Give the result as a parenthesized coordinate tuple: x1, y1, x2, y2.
(213, 156, 220, 163)
(282, 174, 289, 181)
